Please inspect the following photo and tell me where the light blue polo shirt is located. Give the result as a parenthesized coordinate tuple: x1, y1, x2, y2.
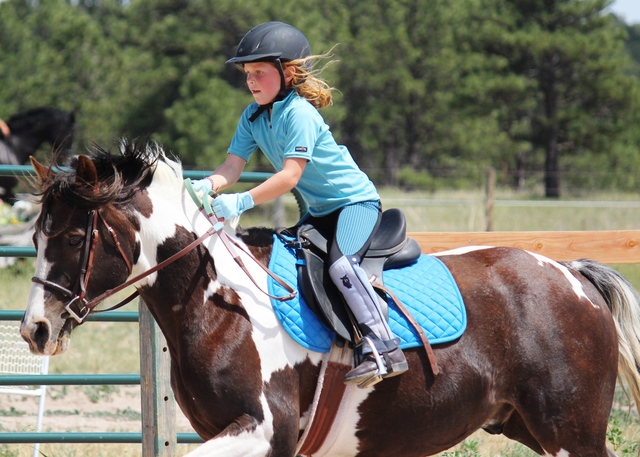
(228, 91, 379, 216)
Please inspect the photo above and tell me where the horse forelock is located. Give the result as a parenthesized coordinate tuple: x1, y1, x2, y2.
(35, 140, 177, 234)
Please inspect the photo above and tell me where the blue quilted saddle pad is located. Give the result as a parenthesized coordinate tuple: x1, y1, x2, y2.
(267, 235, 467, 353)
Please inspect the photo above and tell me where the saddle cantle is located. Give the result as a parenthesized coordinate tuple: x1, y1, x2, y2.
(288, 208, 422, 342)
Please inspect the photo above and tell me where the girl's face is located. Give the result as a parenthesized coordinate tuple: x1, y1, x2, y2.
(244, 62, 292, 105)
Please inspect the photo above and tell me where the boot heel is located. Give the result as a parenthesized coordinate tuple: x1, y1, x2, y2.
(382, 347, 409, 378)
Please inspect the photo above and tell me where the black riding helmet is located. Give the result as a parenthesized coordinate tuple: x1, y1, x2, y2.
(227, 22, 311, 115)
(226, 21, 311, 66)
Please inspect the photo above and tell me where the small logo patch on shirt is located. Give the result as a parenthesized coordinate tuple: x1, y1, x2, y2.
(295, 146, 308, 153)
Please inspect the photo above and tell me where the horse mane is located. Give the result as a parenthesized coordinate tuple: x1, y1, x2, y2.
(36, 140, 176, 231)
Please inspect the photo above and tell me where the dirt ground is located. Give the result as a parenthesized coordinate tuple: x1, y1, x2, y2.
(2, 383, 638, 456)
(0, 384, 194, 434)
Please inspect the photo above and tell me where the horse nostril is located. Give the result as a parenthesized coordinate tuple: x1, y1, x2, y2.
(23, 320, 52, 353)
(34, 320, 50, 343)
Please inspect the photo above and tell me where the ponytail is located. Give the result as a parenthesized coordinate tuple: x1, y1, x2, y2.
(285, 49, 338, 109)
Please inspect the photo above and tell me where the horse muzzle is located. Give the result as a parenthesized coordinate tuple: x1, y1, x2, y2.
(20, 308, 76, 356)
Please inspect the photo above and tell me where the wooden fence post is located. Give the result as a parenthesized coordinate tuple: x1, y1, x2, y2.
(485, 167, 495, 232)
(139, 300, 177, 457)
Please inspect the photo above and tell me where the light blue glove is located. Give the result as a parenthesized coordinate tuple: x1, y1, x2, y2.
(212, 192, 254, 219)
(190, 178, 213, 194)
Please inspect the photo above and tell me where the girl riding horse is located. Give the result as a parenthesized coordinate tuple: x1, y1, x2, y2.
(190, 22, 406, 387)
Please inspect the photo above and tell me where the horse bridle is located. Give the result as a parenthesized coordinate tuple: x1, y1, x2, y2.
(32, 209, 137, 323)
(31, 198, 296, 324)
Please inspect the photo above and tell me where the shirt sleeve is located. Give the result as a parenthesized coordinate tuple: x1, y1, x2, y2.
(228, 106, 259, 161)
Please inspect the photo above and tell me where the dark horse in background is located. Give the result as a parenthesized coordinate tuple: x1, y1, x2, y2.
(0, 107, 75, 201)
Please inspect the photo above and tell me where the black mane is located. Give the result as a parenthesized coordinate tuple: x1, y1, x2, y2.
(38, 140, 169, 215)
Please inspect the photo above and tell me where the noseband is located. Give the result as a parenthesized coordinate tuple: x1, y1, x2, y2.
(32, 209, 134, 323)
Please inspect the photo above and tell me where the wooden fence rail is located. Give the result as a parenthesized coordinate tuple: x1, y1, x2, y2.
(409, 230, 640, 264)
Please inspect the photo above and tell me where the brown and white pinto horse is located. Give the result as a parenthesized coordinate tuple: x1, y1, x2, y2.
(20, 142, 640, 456)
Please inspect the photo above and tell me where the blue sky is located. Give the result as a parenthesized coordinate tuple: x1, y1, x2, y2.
(610, 0, 640, 24)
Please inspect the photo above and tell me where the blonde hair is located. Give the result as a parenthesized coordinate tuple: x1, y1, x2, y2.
(285, 50, 337, 109)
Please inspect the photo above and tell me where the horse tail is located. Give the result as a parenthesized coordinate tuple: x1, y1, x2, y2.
(565, 258, 640, 412)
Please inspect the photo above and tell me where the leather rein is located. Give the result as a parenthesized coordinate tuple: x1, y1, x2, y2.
(32, 180, 296, 324)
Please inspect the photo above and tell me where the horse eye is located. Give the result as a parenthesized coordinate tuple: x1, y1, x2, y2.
(68, 235, 84, 247)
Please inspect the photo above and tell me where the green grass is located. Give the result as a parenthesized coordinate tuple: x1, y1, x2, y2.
(2, 189, 640, 455)
(0, 259, 141, 376)
(239, 186, 640, 231)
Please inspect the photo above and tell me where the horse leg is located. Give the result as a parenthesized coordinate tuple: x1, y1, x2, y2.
(183, 418, 274, 457)
(500, 403, 615, 457)
(502, 381, 615, 457)
(500, 410, 544, 454)
(178, 369, 303, 457)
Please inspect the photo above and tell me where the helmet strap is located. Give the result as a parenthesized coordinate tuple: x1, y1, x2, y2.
(274, 58, 291, 100)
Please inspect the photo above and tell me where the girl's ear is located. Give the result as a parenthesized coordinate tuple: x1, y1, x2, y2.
(283, 65, 296, 85)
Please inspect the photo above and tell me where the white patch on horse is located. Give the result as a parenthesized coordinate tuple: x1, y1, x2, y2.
(209, 239, 322, 382)
(432, 245, 493, 257)
(24, 232, 50, 320)
(526, 251, 597, 308)
(542, 449, 570, 457)
(131, 163, 190, 285)
(308, 384, 369, 456)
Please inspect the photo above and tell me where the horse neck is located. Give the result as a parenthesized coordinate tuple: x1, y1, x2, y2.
(130, 178, 310, 379)
(132, 185, 259, 342)
(135, 180, 266, 301)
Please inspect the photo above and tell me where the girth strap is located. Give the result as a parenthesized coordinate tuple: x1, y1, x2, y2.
(296, 361, 351, 456)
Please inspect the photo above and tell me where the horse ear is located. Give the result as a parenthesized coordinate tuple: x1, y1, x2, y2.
(75, 155, 98, 187)
(29, 156, 53, 183)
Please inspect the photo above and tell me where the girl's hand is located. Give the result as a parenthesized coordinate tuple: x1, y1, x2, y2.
(212, 192, 254, 219)
(190, 178, 213, 194)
